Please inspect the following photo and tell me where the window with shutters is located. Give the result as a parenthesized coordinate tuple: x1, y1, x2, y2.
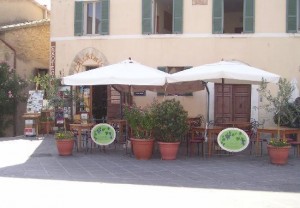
(74, 0, 109, 36)
(286, 0, 298, 33)
(213, 0, 254, 34)
(142, 0, 183, 34)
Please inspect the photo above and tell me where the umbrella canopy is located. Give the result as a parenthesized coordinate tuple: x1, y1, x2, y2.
(113, 80, 205, 93)
(62, 58, 205, 93)
(167, 60, 280, 84)
(62, 59, 168, 86)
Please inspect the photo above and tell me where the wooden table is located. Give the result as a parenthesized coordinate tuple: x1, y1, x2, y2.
(256, 127, 300, 156)
(69, 123, 95, 151)
(22, 113, 41, 136)
(191, 126, 224, 157)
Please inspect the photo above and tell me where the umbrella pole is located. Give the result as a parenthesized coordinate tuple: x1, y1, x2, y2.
(222, 78, 224, 124)
(204, 82, 210, 122)
(163, 83, 168, 101)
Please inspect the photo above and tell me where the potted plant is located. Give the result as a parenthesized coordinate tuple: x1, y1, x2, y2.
(151, 99, 189, 160)
(123, 103, 155, 160)
(32, 74, 79, 155)
(54, 130, 75, 156)
(258, 78, 294, 165)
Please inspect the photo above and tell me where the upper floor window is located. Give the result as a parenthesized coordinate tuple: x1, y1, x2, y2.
(213, 0, 255, 34)
(287, 0, 300, 33)
(74, 0, 110, 36)
(142, 0, 183, 34)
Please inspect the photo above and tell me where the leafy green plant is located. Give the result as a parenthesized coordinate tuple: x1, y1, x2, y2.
(54, 130, 74, 140)
(273, 98, 300, 128)
(258, 78, 294, 147)
(0, 62, 28, 136)
(151, 99, 189, 142)
(31, 74, 81, 138)
(268, 138, 289, 147)
(123, 103, 154, 139)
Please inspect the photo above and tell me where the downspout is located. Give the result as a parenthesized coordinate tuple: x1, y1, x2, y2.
(0, 39, 17, 136)
(0, 39, 17, 69)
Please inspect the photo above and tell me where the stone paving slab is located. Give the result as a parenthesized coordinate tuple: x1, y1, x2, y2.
(0, 135, 300, 207)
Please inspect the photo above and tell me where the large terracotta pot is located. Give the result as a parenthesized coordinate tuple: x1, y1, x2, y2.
(56, 139, 75, 156)
(158, 141, 180, 160)
(267, 145, 291, 165)
(130, 138, 154, 160)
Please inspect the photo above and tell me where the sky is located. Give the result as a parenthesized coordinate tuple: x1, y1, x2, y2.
(35, 0, 51, 10)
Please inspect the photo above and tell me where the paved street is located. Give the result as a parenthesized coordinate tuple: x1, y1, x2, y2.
(0, 135, 299, 208)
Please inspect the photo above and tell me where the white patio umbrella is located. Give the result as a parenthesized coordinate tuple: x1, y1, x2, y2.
(62, 58, 205, 93)
(62, 59, 168, 86)
(167, 60, 281, 122)
(167, 60, 280, 85)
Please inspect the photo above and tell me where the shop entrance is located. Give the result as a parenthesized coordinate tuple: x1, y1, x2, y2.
(92, 85, 107, 123)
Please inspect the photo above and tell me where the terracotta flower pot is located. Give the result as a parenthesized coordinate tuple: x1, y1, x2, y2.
(130, 138, 154, 160)
(56, 139, 75, 156)
(158, 141, 180, 160)
(267, 145, 291, 165)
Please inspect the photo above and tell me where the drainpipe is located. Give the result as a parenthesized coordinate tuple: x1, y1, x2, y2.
(0, 39, 16, 69)
(0, 39, 17, 136)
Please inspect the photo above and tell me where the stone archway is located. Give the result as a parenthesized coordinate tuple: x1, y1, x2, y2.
(69, 47, 108, 75)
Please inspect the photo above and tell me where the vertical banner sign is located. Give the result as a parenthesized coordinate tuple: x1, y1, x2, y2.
(50, 42, 56, 75)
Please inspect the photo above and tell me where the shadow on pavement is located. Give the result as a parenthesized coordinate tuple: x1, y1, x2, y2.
(0, 135, 300, 193)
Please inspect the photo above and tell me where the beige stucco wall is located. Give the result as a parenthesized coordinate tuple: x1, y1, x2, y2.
(51, 0, 287, 37)
(0, 0, 49, 26)
(51, 0, 300, 127)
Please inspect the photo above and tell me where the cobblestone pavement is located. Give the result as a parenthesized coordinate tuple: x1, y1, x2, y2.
(0, 135, 299, 208)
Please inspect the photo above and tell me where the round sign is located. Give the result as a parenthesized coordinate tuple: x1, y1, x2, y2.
(91, 123, 116, 145)
(217, 128, 249, 152)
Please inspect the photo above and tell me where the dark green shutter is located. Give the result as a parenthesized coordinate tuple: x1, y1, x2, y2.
(157, 67, 166, 96)
(173, 0, 183, 34)
(287, 0, 297, 33)
(142, 0, 152, 34)
(243, 0, 255, 33)
(101, 0, 110, 35)
(212, 0, 223, 34)
(74, 1, 83, 36)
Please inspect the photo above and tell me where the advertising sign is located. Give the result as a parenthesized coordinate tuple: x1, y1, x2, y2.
(91, 123, 116, 145)
(217, 128, 249, 152)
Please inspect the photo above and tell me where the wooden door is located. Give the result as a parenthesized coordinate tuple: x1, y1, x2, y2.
(232, 85, 251, 122)
(214, 84, 251, 123)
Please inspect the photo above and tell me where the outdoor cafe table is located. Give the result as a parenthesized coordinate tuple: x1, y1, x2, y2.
(256, 127, 300, 156)
(191, 126, 224, 157)
(69, 123, 95, 151)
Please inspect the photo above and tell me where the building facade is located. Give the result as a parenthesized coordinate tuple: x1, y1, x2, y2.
(51, 0, 300, 126)
(0, 0, 50, 136)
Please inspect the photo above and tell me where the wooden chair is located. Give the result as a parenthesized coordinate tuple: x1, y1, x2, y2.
(186, 117, 209, 157)
(249, 120, 268, 156)
(288, 140, 300, 157)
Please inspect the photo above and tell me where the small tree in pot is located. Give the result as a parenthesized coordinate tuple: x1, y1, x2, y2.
(258, 78, 294, 165)
(151, 99, 189, 160)
(123, 104, 155, 160)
